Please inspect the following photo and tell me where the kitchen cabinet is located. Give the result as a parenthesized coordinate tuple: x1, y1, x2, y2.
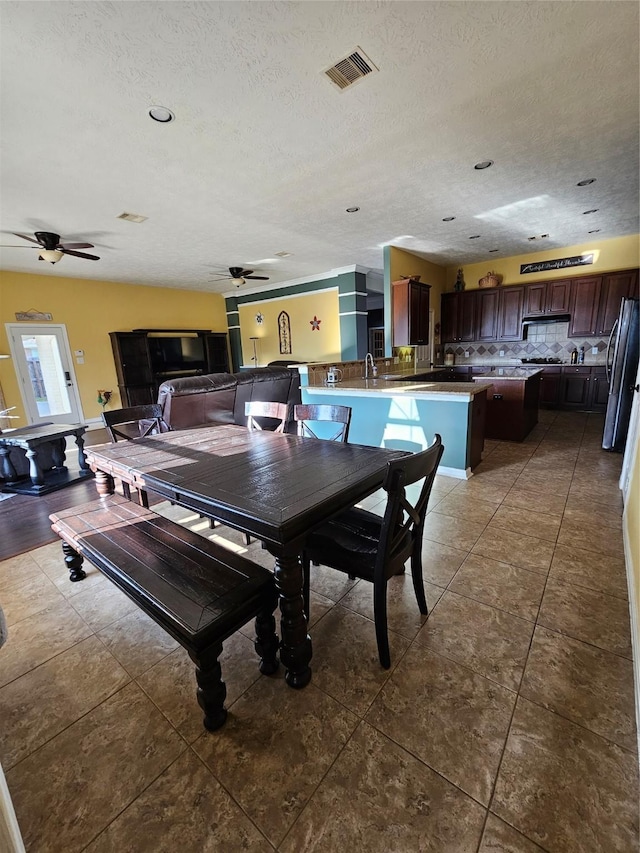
(597, 270, 639, 336)
(475, 289, 500, 341)
(568, 270, 638, 338)
(441, 291, 476, 343)
(524, 280, 572, 316)
(559, 366, 609, 411)
(473, 371, 542, 441)
(538, 366, 563, 407)
(497, 286, 524, 340)
(392, 278, 430, 345)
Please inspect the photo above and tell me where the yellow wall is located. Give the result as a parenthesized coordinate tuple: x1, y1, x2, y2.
(238, 289, 341, 365)
(0, 271, 227, 424)
(445, 234, 640, 291)
(389, 247, 447, 327)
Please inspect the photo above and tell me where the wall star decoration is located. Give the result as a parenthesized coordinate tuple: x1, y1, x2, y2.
(310, 315, 321, 331)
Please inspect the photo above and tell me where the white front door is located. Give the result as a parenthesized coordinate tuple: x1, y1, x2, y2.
(5, 324, 84, 426)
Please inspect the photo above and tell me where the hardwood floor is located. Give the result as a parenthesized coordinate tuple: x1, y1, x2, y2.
(0, 428, 113, 560)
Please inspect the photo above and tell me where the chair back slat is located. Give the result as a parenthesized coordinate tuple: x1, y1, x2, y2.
(245, 401, 288, 433)
(293, 404, 351, 443)
(376, 435, 444, 582)
(102, 404, 166, 443)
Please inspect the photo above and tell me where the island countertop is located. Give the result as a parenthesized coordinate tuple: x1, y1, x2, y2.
(471, 367, 543, 380)
(304, 377, 494, 400)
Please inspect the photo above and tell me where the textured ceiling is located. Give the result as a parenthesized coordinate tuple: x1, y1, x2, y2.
(0, 1, 638, 296)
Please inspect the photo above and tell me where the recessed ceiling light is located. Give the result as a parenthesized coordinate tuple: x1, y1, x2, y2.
(345, 207, 360, 213)
(469, 235, 481, 239)
(442, 216, 455, 222)
(274, 251, 293, 258)
(149, 106, 174, 123)
(588, 229, 601, 233)
(577, 178, 596, 186)
(474, 160, 493, 170)
(583, 209, 599, 214)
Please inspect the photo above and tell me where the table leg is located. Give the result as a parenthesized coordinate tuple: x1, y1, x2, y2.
(74, 431, 90, 471)
(0, 447, 19, 483)
(51, 438, 67, 469)
(62, 541, 86, 582)
(94, 469, 116, 497)
(268, 547, 312, 688)
(25, 447, 45, 487)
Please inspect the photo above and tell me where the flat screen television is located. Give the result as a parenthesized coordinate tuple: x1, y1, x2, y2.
(148, 335, 206, 376)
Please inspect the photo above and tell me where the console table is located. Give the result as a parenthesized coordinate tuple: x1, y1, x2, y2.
(0, 424, 92, 495)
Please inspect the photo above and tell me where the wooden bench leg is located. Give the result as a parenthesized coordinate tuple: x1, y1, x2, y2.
(62, 541, 87, 582)
(189, 644, 228, 732)
(254, 594, 280, 675)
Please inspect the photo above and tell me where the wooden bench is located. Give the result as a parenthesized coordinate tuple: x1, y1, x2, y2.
(49, 495, 279, 731)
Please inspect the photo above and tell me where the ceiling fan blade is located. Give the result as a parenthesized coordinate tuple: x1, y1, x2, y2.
(244, 276, 269, 280)
(0, 244, 40, 248)
(12, 232, 40, 244)
(228, 267, 245, 277)
(59, 242, 94, 250)
(239, 269, 254, 276)
(60, 248, 100, 260)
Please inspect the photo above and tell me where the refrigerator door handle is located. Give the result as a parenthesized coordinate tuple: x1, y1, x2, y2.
(605, 318, 619, 385)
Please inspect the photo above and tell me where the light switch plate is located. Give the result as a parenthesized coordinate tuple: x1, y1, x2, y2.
(499, 350, 505, 357)
(464, 351, 470, 358)
(591, 346, 598, 355)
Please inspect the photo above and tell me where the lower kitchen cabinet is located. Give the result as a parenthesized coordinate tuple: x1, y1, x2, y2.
(538, 367, 563, 406)
(554, 366, 609, 412)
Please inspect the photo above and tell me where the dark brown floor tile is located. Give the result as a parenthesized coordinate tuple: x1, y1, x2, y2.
(520, 626, 637, 751)
(420, 539, 469, 587)
(309, 605, 410, 716)
(471, 527, 554, 575)
(422, 511, 487, 552)
(538, 577, 632, 658)
(550, 543, 628, 600)
(365, 645, 516, 806)
(416, 591, 534, 690)
(307, 562, 358, 603)
(7, 682, 185, 853)
(86, 749, 272, 853)
(480, 814, 545, 852)
(449, 553, 546, 622)
(340, 573, 443, 640)
(193, 677, 357, 847)
(0, 599, 93, 687)
(97, 608, 180, 677)
(0, 636, 130, 769)
(280, 722, 486, 852)
(492, 697, 639, 852)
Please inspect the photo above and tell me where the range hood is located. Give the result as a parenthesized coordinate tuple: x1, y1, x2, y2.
(522, 313, 571, 325)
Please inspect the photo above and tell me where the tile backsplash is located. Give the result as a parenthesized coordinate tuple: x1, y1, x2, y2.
(443, 322, 608, 366)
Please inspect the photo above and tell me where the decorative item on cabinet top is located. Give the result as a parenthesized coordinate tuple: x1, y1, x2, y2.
(479, 272, 501, 289)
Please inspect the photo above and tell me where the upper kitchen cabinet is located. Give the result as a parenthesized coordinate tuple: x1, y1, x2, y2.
(441, 291, 476, 343)
(392, 278, 430, 345)
(569, 270, 638, 337)
(475, 289, 500, 341)
(524, 279, 572, 316)
(496, 286, 524, 340)
(597, 270, 639, 336)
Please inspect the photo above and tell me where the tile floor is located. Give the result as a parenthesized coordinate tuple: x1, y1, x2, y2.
(0, 410, 637, 852)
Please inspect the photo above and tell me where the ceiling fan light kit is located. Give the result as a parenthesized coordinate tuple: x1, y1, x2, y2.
(0, 231, 100, 263)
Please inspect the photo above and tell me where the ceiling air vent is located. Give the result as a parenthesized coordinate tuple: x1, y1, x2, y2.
(324, 47, 378, 91)
(117, 212, 148, 223)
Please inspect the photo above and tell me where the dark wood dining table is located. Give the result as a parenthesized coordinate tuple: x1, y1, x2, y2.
(83, 424, 406, 688)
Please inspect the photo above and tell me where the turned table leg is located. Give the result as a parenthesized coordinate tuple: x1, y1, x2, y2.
(25, 446, 44, 487)
(268, 546, 312, 689)
(189, 644, 228, 732)
(62, 541, 86, 582)
(74, 431, 90, 471)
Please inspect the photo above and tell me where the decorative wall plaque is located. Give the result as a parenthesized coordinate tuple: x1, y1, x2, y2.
(15, 310, 53, 321)
(520, 254, 594, 275)
(278, 311, 291, 354)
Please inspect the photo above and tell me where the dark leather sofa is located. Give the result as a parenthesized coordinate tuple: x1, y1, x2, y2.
(157, 367, 302, 432)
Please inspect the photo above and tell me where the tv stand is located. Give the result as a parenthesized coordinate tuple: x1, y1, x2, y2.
(109, 330, 229, 407)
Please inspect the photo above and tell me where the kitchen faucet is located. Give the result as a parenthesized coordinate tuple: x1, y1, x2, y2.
(364, 352, 376, 379)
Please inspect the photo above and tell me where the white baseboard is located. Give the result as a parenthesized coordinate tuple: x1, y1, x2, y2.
(437, 465, 472, 480)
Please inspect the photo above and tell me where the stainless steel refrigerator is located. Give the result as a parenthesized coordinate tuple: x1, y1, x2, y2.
(603, 297, 639, 451)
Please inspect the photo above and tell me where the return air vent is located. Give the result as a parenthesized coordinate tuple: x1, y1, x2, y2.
(324, 47, 378, 91)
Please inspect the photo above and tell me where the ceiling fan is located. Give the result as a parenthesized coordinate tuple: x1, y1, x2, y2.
(210, 266, 270, 287)
(0, 231, 100, 264)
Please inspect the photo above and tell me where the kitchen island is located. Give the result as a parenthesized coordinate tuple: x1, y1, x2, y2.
(472, 367, 543, 441)
(300, 376, 492, 478)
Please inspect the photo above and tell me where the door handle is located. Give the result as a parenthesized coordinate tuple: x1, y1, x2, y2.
(64, 371, 72, 386)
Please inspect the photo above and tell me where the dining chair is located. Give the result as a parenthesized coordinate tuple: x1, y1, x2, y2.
(302, 434, 444, 669)
(101, 404, 167, 507)
(294, 404, 352, 442)
(245, 401, 289, 433)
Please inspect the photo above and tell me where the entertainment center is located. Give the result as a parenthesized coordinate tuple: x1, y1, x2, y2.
(109, 329, 229, 406)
